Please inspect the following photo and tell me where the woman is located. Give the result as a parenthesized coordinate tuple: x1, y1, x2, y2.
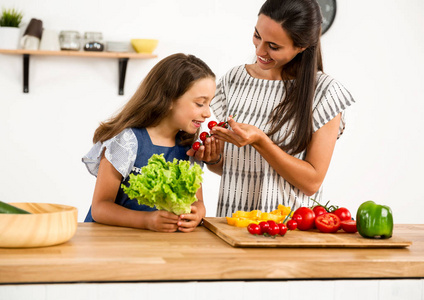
(189, 0, 355, 217)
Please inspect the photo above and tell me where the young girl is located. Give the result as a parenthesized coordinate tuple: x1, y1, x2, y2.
(82, 53, 216, 232)
(190, 0, 355, 217)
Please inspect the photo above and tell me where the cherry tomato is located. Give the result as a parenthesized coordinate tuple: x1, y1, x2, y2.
(287, 220, 298, 230)
(217, 121, 228, 128)
(192, 141, 201, 151)
(292, 214, 303, 225)
(312, 206, 327, 218)
(208, 120, 218, 130)
(267, 223, 280, 236)
(340, 220, 357, 233)
(315, 213, 341, 233)
(199, 131, 209, 142)
(267, 220, 277, 227)
(278, 223, 288, 236)
(292, 207, 315, 231)
(247, 223, 261, 235)
(333, 207, 351, 222)
(258, 221, 269, 235)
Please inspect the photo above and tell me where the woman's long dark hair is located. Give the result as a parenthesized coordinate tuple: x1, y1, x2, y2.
(260, 0, 323, 155)
(93, 53, 215, 145)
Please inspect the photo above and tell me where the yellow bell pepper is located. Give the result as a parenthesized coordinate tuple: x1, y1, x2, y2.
(278, 204, 291, 216)
(235, 218, 257, 227)
(249, 210, 262, 219)
(225, 217, 237, 226)
(260, 212, 281, 222)
(232, 211, 251, 218)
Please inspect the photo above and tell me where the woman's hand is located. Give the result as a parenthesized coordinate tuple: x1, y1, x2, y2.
(177, 205, 203, 233)
(211, 117, 266, 147)
(146, 210, 180, 232)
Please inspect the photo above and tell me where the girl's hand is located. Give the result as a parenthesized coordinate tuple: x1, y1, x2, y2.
(177, 205, 203, 233)
(211, 117, 266, 147)
(146, 210, 180, 232)
(186, 135, 222, 164)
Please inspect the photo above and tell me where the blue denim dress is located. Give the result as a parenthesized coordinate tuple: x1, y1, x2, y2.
(82, 127, 190, 222)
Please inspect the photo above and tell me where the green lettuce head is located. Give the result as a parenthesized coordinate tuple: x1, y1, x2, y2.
(121, 154, 203, 215)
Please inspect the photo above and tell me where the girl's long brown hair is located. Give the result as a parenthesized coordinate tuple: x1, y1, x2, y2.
(260, 0, 323, 155)
(93, 53, 215, 145)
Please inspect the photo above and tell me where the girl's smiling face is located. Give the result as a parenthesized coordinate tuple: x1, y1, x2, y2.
(253, 14, 305, 78)
(167, 77, 216, 135)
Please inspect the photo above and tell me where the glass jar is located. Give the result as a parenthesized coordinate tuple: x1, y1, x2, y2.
(83, 32, 104, 52)
(59, 31, 80, 51)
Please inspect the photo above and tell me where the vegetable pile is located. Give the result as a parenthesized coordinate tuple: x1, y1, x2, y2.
(121, 154, 203, 215)
(226, 204, 292, 227)
(242, 200, 356, 238)
(288, 199, 356, 234)
(243, 199, 394, 239)
(225, 205, 292, 238)
(248, 221, 288, 237)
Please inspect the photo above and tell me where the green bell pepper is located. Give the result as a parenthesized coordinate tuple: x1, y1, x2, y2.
(356, 201, 393, 239)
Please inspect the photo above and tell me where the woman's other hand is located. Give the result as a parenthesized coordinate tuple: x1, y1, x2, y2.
(211, 117, 266, 147)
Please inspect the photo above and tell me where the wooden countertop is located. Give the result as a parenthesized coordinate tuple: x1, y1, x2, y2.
(0, 221, 423, 283)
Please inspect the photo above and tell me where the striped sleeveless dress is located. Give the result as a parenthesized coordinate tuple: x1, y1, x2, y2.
(210, 65, 355, 217)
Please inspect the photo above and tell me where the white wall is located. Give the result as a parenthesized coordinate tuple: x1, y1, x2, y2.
(0, 0, 423, 224)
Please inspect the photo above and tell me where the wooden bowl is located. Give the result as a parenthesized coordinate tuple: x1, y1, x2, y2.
(130, 39, 158, 53)
(0, 202, 78, 248)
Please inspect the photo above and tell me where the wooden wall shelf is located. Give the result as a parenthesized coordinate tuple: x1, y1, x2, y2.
(0, 49, 158, 95)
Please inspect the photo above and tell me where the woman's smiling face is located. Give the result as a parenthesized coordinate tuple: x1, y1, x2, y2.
(253, 14, 305, 77)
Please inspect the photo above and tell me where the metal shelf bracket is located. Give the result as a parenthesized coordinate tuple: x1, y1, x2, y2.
(23, 54, 30, 93)
(118, 58, 129, 95)
(21, 54, 132, 95)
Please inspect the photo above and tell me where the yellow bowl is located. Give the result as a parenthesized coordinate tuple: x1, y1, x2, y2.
(131, 39, 158, 53)
(0, 202, 78, 248)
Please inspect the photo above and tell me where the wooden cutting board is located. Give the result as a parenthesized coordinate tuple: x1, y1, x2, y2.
(203, 217, 412, 248)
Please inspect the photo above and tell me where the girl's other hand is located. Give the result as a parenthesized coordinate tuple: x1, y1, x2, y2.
(211, 117, 265, 147)
(177, 205, 203, 232)
(146, 210, 179, 232)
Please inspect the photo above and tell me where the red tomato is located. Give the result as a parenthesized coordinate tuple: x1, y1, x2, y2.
(340, 220, 357, 233)
(247, 223, 261, 235)
(267, 223, 280, 236)
(217, 121, 228, 128)
(199, 131, 209, 142)
(315, 213, 341, 233)
(333, 207, 351, 222)
(287, 220, 298, 230)
(258, 221, 269, 235)
(208, 121, 218, 130)
(278, 223, 288, 236)
(312, 206, 327, 218)
(267, 220, 277, 227)
(292, 207, 315, 231)
(292, 214, 303, 225)
(192, 141, 201, 151)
